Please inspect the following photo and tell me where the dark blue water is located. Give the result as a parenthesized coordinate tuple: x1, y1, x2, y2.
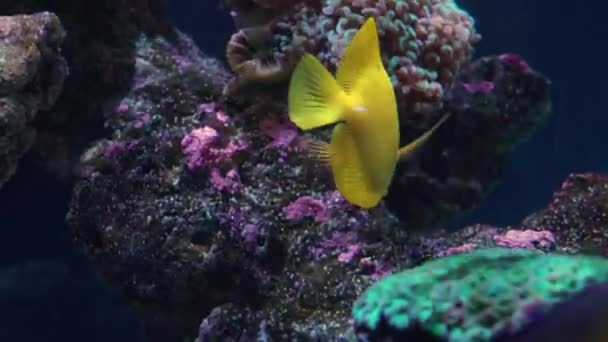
(1, 1, 605, 341)
(453, 1, 608, 225)
(0, 156, 144, 342)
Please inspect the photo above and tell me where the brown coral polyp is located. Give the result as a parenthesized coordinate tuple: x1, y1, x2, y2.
(225, 26, 293, 95)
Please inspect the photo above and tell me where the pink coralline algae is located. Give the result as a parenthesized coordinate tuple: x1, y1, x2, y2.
(338, 244, 362, 263)
(311, 230, 360, 259)
(199, 102, 217, 114)
(210, 167, 242, 192)
(494, 229, 556, 249)
(217, 206, 267, 254)
(181, 126, 219, 170)
(360, 257, 393, 280)
(113, 102, 151, 130)
(103, 140, 138, 159)
(215, 111, 230, 124)
(461, 81, 494, 94)
(235, 0, 481, 114)
(259, 115, 298, 149)
(197, 102, 231, 124)
(116, 103, 130, 113)
(283, 196, 330, 223)
(240, 223, 266, 252)
(498, 53, 532, 74)
(132, 111, 151, 129)
(180, 126, 248, 172)
(444, 243, 478, 256)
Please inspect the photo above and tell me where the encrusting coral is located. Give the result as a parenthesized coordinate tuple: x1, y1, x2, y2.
(353, 248, 608, 342)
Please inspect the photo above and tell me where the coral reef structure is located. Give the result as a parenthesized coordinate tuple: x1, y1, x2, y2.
(226, 0, 480, 116)
(0, 0, 172, 178)
(224, 0, 551, 228)
(387, 54, 551, 228)
(192, 173, 608, 341)
(60, 8, 557, 339)
(67, 24, 408, 341)
(0, 2, 593, 342)
(520, 173, 608, 255)
(0, 12, 67, 187)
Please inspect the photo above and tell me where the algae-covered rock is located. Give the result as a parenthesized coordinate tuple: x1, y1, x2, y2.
(353, 248, 608, 341)
(0, 12, 67, 187)
(1, 0, 174, 179)
(521, 173, 608, 255)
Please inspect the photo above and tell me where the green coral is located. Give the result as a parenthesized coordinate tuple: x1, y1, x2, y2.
(352, 248, 608, 341)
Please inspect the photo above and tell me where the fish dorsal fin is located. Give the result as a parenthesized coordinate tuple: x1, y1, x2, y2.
(398, 114, 451, 160)
(336, 17, 382, 94)
(330, 123, 382, 208)
(288, 53, 345, 130)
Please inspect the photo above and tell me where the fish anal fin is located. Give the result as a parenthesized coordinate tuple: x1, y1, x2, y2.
(288, 53, 345, 130)
(306, 139, 332, 166)
(398, 114, 451, 161)
(330, 124, 382, 208)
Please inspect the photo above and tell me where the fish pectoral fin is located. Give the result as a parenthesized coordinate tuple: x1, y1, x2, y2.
(398, 114, 451, 161)
(331, 124, 382, 208)
(306, 139, 332, 166)
(336, 17, 382, 94)
(288, 53, 345, 130)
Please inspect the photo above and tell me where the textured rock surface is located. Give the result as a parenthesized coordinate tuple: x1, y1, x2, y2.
(520, 173, 608, 255)
(190, 174, 608, 341)
(0, 12, 67, 187)
(68, 30, 391, 341)
(0, 0, 172, 178)
(406, 173, 608, 264)
(387, 54, 551, 229)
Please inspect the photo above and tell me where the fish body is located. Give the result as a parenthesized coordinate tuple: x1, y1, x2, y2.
(288, 17, 447, 208)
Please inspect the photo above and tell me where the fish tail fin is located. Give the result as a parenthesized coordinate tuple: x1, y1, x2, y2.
(398, 114, 451, 160)
(288, 53, 345, 130)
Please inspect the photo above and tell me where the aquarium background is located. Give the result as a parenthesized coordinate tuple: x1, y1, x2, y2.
(0, 1, 606, 341)
(166, 0, 608, 227)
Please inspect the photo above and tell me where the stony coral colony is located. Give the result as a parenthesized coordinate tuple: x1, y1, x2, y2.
(226, 0, 480, 115)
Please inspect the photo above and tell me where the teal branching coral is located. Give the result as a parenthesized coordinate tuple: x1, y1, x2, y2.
(352, 248, 608, 341)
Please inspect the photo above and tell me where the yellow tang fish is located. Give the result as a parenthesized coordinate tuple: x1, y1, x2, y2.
(288, 17, 449, 209)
